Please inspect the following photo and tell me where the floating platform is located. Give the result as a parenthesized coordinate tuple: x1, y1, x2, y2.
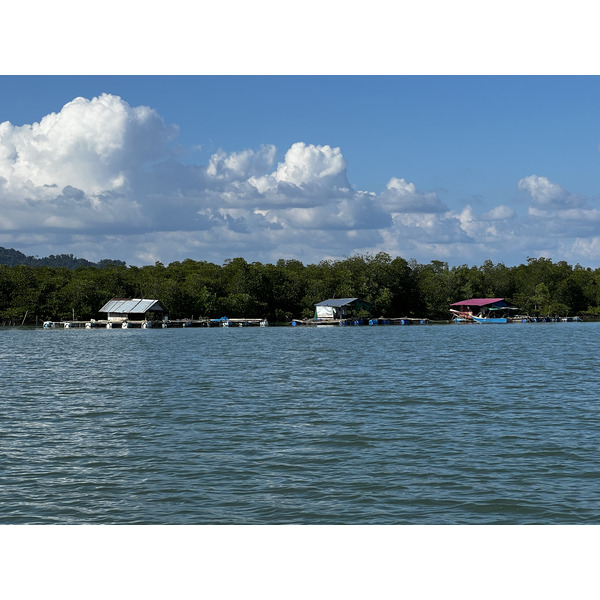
(451, 315, 582, 324)
(291, 317, 429, 326)
(43, 317, 269, 329)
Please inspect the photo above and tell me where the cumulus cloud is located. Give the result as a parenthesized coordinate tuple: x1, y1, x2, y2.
(518, 175, 586, 210)
(380, 177, 448, 213)
(0, 94, 176, 236)
(0, 96, 393, 264)
(515, 175, 600, 244)
(571, 236, 600, 260)
(3, 94, 600, 268)
(0, 94, 176, 195)
(273, 142, 348, 187)
(207, 144, 276, 182)
(249, 142, 350, 200)
(482, 205, 516, 220)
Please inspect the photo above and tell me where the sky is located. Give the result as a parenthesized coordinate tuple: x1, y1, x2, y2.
(2, 5, 600, 269)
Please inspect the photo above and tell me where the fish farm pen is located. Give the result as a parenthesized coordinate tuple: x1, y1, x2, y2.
(291, 317, 429, 326)
(41, 316, 432, 329)
(30, 295, 584, 330)
(42, 317, 269, 329)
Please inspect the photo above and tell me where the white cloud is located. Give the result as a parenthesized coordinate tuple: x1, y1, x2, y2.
(273, 142, 348, 187)
(518, 174, 586, 209)
(571, 236, 600, 261)
(482, 205, 516, 220)
(380, 177, 447, 213)
(0, 94, 173, 236)
(248, 142, 350, 203)
(3, 94, 600, 268)
(0, 94, 176, 196)
(207, 145, 276, 181)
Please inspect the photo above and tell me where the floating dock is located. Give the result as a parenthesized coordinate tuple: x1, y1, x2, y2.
(451, 315, 582, 324)
(291, 317, 429, 326)
(43, 317, 269, 329)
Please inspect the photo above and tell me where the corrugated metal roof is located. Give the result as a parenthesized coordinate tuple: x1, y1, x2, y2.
(315, 298, 359, 307)
(99, 298, 165, 314)
(450, 298, 510, 307)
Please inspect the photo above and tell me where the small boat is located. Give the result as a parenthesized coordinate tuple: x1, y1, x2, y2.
(449, 309, 474, 322)
(471, 315, 509, 324)
(450, 298, 519, 324)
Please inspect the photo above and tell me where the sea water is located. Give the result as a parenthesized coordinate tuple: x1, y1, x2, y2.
(1, 322, 600, 524)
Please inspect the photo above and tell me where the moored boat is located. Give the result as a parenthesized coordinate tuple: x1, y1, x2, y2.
(471, 315, 509, 324)
(450, 298, 519, 323)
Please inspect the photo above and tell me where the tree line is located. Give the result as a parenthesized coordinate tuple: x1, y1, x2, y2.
(1, 253, 600, 325)
(0, 246, 125, 269)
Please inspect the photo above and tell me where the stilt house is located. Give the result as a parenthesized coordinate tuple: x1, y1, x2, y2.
(314, 298, 372, 320)
(99, 298, 166, 323)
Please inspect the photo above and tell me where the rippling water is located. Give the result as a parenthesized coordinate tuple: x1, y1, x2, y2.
(2, 322, 600, 524)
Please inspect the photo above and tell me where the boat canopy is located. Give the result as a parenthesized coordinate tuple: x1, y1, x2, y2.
(450, 298, 516, 309)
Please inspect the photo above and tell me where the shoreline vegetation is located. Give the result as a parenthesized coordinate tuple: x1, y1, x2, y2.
(1, 246, 600, 325)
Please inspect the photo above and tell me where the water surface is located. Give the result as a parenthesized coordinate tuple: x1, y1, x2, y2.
(1, 322, 599, 524)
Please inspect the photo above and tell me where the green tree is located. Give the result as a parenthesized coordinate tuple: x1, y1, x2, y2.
(414, 260, 452, 319)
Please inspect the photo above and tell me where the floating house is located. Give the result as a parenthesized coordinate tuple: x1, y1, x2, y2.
(450, 298, 518, 323)
(291, 297, 373, 326)
(314, 298, 372, 320)
(99, 298, 167, 323)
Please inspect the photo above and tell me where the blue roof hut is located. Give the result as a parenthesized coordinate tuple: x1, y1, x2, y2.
(314, 298, 371, 320)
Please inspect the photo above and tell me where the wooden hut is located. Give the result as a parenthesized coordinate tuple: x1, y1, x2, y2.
(99, 298, 166, 323)
(314, 298, 372, 320)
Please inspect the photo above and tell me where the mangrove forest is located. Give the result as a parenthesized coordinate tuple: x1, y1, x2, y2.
(2, 250, 600, 325)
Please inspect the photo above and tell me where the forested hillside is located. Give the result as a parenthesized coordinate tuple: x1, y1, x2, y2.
(1, 253, 599, 325)
(0, 246, 125, 269)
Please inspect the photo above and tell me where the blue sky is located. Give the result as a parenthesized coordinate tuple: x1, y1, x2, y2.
(2, 5, 600, 268)
(3, 75, 599, 198)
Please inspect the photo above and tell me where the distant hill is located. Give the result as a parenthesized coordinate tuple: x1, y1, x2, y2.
(0, 246, 126, 269)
